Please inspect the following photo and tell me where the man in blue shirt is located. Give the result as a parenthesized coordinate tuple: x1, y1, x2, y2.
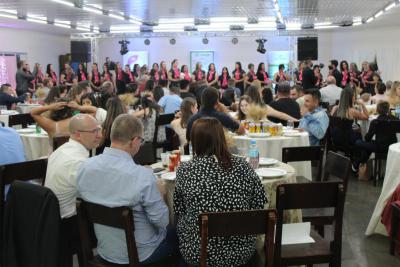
(158, 86, 182, 114)
(0, 125, 26, 197)
(0, 83, 27, 110)
(186, 87, 245, 141)
(77, 114, 177, 265)
(299, 88, 329, 146)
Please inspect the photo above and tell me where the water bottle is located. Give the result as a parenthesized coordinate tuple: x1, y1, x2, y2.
(396, 105, 400, 119)
(248, 139, 259, 169)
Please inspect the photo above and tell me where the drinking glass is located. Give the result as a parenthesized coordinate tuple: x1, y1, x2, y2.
(287, 120, 294, 130)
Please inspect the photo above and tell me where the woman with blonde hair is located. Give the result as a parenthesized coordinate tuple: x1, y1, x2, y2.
(388, 81, 400, 108)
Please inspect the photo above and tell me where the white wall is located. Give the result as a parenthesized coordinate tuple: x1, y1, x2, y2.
(317, 25, 400, 81)
(0, 27, 70, 74)
(97, 35, 295, 73)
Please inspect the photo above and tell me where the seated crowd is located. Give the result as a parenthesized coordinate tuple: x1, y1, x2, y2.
(1, 57, 400, 266)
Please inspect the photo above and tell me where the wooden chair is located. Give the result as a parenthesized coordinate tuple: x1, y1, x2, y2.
(8, 113, 35, 128)
(373, 120, 400, 186)
(390, 202, 400, 256)
(274, 182, 345, 267)
(153, 113, 176, 159)
(282, 146, 324, 182)
(0, 158, 48, 262)
(76, 198, 175, 267)
(52, 136, 70, 151)
(324, 151, 352, 195)
(199, 209, 276, 267)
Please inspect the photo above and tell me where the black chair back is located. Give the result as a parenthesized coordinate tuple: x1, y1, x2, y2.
(8, 113, 35, 128)
(324, 151, 351, 194)
(153, 113, 177, 159)
(282, 146, 324, 181)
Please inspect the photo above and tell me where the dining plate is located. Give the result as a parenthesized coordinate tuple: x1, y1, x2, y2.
(247, 132, 271, 138)
(180, 155, 191, 162)
(161, 172, 176, 181)
(284, 132, 303, 137)
(259, 158, 279, 166)
(256, 168, 287, 178)
(16, 128, 35, 134)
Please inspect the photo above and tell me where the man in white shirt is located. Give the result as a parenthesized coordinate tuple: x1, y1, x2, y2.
(320, 76, 342, 106)
(45, 114, 102, 219)
(45, 113, 102, 265)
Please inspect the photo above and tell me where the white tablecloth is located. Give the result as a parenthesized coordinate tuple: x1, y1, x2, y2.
(0, 110, 19, 127)
(19, 132, 52, 160)
(16, 103, 41, 114)
(233, 132, 312, 180)
(366, 142, 400, 236)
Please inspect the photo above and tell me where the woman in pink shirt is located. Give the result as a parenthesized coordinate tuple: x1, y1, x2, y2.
(232, 62, 245, 95)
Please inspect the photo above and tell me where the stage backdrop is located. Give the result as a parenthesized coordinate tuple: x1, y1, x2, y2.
(0, 54, 18, 89)
(123, 51, 149, 70)
(190, 51, 214, 73)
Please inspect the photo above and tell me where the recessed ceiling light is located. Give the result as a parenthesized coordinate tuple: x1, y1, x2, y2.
(27, 17, 48, 24)
(0, 13, 17, 19)
(109, 13, 125, 20)
(54, 23, 71, 28)
(52, 0, 74, 7)
(385, 2, 396, 11)
(366, 17, 374, 23)
(83, 6, 103, 15)
(314, 22, 332, 26)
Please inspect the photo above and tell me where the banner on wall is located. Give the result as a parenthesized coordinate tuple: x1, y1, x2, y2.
(190, 51, 214, 73)
(122, 51, 149, 69)
(267, 51, 292, 76)
(0, 54, 17, 89)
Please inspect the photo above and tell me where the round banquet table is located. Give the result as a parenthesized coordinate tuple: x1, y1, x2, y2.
(18, 131, 52, 160)
(152, 160, 302, 267)
(152, 161, 302, 226)
(366, 142, 400, 236)
(232, 132, 312, 180)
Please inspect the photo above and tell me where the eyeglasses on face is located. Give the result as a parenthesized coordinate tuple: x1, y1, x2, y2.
(131, 136, 145, 145)
(77, 126, 102, 134)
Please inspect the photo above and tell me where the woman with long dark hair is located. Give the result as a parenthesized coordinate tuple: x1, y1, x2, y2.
(206, 63, 218, 87)
(46, 63, 58, 86)
(218, 67, 230, 91)
(124, 64, 135, 84)
(349, 62, 361, 88)
(171, 97, 198, 150)
(313, 65, 323, 88)
(90, 63, 101, 87)
(102, 63, 112, 83)
(150, 63, 159, 84)
(133, 64, 140, 78)
(232, 61, 245, 95)
(159, 61, 168, 84)
(174, 117, 267, 267)
(181, 65, 192, 82)
(168, 59, 180, 88)
(77, 63, 87, 82)
(256, 62, 271, 87)
(340, 60, 350, 88)
(273, 64, 289, 83)
(115, 62, 126, 95)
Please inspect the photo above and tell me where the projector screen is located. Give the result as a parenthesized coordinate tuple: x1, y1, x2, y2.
(123, 51, 149, 69)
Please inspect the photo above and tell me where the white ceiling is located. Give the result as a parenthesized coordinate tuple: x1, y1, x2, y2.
(0, 0, 398, 36)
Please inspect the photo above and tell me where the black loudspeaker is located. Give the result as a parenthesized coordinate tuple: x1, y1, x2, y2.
(71, 41, 91, 62)
(297, 37, 318, 61)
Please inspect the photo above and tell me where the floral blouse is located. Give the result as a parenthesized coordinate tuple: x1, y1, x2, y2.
(173, 155, 267, 267)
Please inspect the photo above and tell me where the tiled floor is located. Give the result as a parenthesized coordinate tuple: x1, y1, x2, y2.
(315, 175, 400, 267)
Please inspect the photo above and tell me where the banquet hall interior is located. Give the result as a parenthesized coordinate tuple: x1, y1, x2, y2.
(1, 0, 400, 266)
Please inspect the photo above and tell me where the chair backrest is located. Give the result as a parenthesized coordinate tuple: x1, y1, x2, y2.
(52, 136, 70, 151)
(76, 198, 139, 267)
(0, 158, 48, 250)
(133, 142, 156, 165)
(274, 182, 345, 264)
(282, 146, 324, 181)
(153, 113, 175, 143)
(375, 119, 400, 145)
(8, 113, 35, 128)
(324, 151, 351, 194)
(199, 209, 276, 267)
(327, 115, 354, 148)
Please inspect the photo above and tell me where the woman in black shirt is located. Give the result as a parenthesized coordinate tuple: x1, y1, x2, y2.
(232, 61, 245, 95)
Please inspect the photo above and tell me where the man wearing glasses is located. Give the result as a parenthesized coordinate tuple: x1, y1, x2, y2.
(45, 113, 102, 265)
(77, 114, 178, 265)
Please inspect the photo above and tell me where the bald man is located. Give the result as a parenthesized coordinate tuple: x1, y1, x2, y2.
(45, 114, 102, 265)
(320, 75, 342, 105)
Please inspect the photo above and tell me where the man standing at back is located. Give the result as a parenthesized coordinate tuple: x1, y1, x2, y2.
(158, 86, 182, 114)
(301, 59, 316, 90)
(77, 114, 178, 265)
(45, 113, 102, 265)
(15, 60, 35, 96)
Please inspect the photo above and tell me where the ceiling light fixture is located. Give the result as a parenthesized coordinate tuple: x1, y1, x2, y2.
(0, 13, 18, 19)
(210, 17, 247, 23)
(129, 16, 142, 25)
(366, 17, 374, 23)
(76, 26, 91, 32)
(197, 25, 230, 32)
(353, 22, 362, 26)
(285, 23, 301, 30)
(54, 22, 71, 28)
(83, 6, 103, 15)
(109, 13, 125, 20)
(374, 10, 384, 18)
(314, 22, 332, 26)
(384, 2, 396, 11)
(27, 17, 48, 24)
(52, 0, 74, 7)
(158, 18, 194, 24)
(315, 25, 339, 29)
(258, 16, 276, 22)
